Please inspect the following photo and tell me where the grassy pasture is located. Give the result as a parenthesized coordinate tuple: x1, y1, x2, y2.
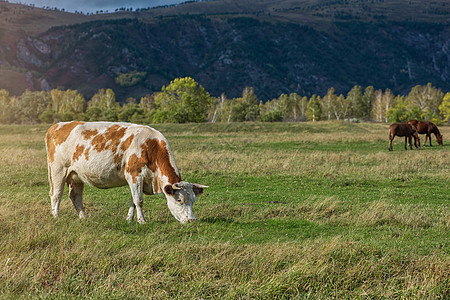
(0, 122, 449, 299)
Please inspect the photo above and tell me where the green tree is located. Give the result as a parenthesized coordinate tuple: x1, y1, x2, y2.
(386, 95, 411, 123)
(347, 85, 364, 118)
(332, 94, 351, 121)
(208, 93, 228, 123)
(87, 89, 119, 121)
(407, 83, 444, 121)
(140, 94, 157, 113)
(0, 89, 20, 124)
(154, 77, 212, 123)
(49, 89, 86, 121)
(226, 87, 260, 122)
(261, 110, 283, 122)
(288, 93, 302, 121)
(298, 96, 308, 121)
(439, 92, 450, 124)
(118, 102, 145, 123)
(321, 88, 337, 120)
(115, 71, 147, 87)
(259, 97, 279, 122)
(19, 90, 51, 124)
(240, 86, 260, 121)
(371, 89, 394, 123)
(306, 95, 321, 122)
(139, 94, 158, 124)
(277, 93, 301, 121)
(362, 86, 375, 120)
(88, 89, 118, 110)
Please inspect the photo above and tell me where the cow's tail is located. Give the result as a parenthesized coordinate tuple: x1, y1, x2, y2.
(44, 134, 53, 197)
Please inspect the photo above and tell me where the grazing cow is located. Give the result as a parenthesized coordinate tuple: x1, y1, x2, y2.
(45, 121, 208, 224)
(388, 123, 420, 151)
(407, 120, 443, 147)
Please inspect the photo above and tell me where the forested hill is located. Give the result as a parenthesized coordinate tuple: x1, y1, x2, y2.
(1, 0, 449, 101)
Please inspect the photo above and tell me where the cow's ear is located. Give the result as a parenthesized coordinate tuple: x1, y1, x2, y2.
(193, 184, 209, 195)
(164, 185, 175, 195)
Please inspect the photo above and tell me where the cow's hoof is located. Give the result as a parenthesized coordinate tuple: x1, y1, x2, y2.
(137, 218, 147, 225)
(78, 211, 86, 219)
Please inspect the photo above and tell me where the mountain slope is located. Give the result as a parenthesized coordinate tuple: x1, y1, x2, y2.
(0, 1, 449, 100)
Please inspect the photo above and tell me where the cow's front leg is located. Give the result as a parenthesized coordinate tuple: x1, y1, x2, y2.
(127, 178, 146, 224)
(126, 197, 135, 222)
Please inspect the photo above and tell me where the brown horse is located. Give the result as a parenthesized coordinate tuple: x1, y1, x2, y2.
(388, 123, 420, 151)
(407, 120, 443, 146)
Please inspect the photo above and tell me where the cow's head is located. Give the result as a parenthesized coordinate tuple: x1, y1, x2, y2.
(164, 182, 208, 223)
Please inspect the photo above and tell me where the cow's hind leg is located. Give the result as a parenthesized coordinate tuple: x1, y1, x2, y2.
(68, 180, 85, 219)
(126, 197, 135, 222)
(49, 167, 66, 217)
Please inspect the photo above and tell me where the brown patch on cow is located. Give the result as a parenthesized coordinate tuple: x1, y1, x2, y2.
(125, 138, 181, 185)
(91, 134, 108, 152)
(121, 134, 134, 152)
(152, 176, 164, 194)
(84, 147, 90, 161)
(114, 153, 123, 170)
(91, 124, 127, 153)
(89, 125, 129, 170)
(72, 144, 85, 162)
(82, 129, 98, 140)
(125, 153, 148, 184)
(45, 121, 85, 163)
(153, 139, 181, 184)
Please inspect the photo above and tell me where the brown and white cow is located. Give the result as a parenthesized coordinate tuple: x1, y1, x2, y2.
(45, 121, 208, 224)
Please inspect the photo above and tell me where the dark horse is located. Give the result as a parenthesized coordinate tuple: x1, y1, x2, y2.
(388, 123, 420, 151)
(407, 120, 443, 146)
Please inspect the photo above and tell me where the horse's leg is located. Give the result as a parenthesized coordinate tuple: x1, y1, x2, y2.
(389, 134, 394, 151)
(404, 136, 408, 150)
(428, 133, 433, 147)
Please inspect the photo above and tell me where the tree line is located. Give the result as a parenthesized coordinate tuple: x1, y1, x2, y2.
(0, 77, 449, 125)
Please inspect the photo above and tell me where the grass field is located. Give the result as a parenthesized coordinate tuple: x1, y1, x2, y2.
(0, 122, 449, 299)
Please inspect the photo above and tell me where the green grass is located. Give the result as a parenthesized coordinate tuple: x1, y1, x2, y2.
(0, 122, 449, 299)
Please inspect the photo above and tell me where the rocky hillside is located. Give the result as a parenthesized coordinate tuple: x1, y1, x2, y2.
(1, 1, 449, 101)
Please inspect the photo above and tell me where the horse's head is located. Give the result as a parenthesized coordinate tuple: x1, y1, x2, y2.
(436, 134, 443, 146)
